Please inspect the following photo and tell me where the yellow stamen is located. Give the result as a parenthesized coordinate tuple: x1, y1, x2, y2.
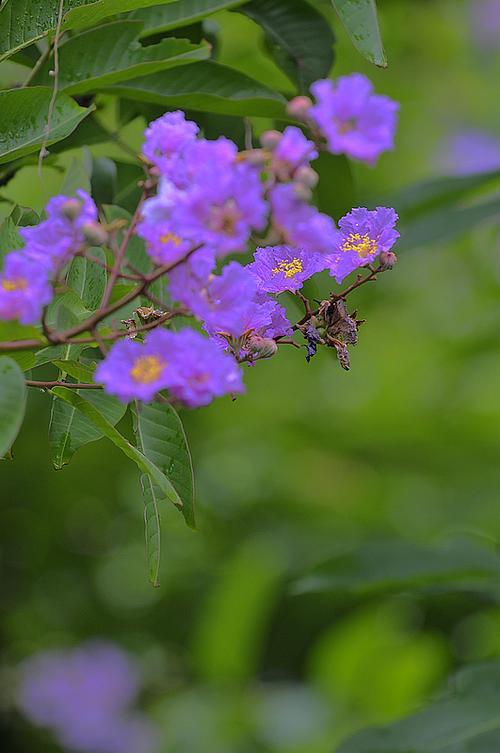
(341, 232, 377, 258)
(1, 277, 27, 292)
(130, 355, 165, 384)
(272, 258, 303, 278)
(160, 232, 182, 247)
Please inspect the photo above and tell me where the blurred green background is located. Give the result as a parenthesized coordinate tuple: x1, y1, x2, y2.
(4, 1, 500, 751)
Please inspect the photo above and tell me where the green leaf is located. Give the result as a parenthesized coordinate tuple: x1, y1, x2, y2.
(67, 252, 107, 311)
(141, 473, 162, 587)
(131, 0, 248, 38)
(32, 20, 210, 96)
(134, 401, 195, 528)
(60, 151, 92, 194)
(51, 359, 96, 382)
(313, 152, 356, 221)
(0, 356, 26, 457)
(91, 157, 117, 206)
(0, 88, 93, 165)
(49, 386, 126, 469)
(0, 216, 23, 257)
(6, 351, 36, 372)
(337, 662, 500, 752)
(292, 538, 500, 597)
(392, 169, 500, 221)
(106, 61, 287, 117)
(398, 197, 500, 253)
(104, 205, 150, 273)
(240, 0, 334, 93)
(192, 538, 285, 681)
(0, 0, 177, 61)
(51, 386, 184, 511)
(331, 0, 386, 67)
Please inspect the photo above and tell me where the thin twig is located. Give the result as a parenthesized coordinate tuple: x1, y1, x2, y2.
(26, 380, 102, 390)
(22, 43, 53, 87)
(38, 0, 65, 175)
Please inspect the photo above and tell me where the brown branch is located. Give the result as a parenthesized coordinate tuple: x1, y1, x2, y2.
(26, 380, 102, 390)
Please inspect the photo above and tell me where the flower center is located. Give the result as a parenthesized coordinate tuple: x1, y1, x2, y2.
(130, 355, 165, 384)
(341, 233, 377, 258)
(335, 117, 357, 134)
(2, 277, 27, 292)
(160, 232, 182, 247)
(272, 258, 303, 278)
(209, 200, 240, 236)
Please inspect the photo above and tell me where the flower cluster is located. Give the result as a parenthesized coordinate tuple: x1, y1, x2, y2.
(0, 72, 400, 409)
(16, 642, 158, 753)
(0, 190, 99, 324)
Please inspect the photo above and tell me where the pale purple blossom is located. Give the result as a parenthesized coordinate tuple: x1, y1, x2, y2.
(142, 110, 199, 181)
(309, 74, 399, 165)
(271, 183, 339, 254)
(0, 252, 52, 324)
(271, 126, 318, 180)
(248, 245, 328, 294)
(439, 129, 500, 175)
(327, 206, 399, 283)
(168, 247, 216, 309)
(20, 190, 98, 271)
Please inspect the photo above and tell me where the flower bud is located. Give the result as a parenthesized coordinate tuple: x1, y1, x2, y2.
(61, 198, 83, 221)
(379, 250, 397, 270)
(246, 335, 278, 359)
(293, 183, 312, 202)
(81, 221, 109, 247)
(294, 165, 319, 188)
(287, 96, 313, 120)
(244, 148, 267, 166)
(260, 130, 282, 151)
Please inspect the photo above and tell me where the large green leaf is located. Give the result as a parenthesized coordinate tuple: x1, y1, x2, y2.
(0, 356, 26, 457)
(134, 401, 195, 528)
(106, 62, 287, 117)
(0, 0, 178, 61)
(398, 197, 500, 253)
(337, 662, 500, 753)
(32, 20, 210, 95)
(292, 538, 500, 597)
(240, 0, 334, 93)
(67, 251, 107, 311)
(51, 387, 185, 511)
(0, 88, 93, 165)
(331, 0, 386, 67)
(131, 0, 249, 38)
(49, 386, 127, 469)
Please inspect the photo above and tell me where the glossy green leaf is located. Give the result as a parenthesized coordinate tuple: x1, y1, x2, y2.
(331, 0, 386, 67)
(0, 88, 93, 165)
(67, 251, 107, 312)
(240, 0, 334, 93)
(51, 360, 96, 382)
(0, 0, 177, 61)
(91, 157, 117, 206)
(49, 386, 127, 469)
(106, 62, 287, 117)
(32, 20, 210, 95)
(104, 205, 150, 274)
(134, 401, 195, 528)
(131, 0, 247, 38)
(0, 356, 26, 457)
(6, 351, 36, 372)
(0, 216, 23, 257)
(51, 387, 183, 510)
(141, 473, 162, 587)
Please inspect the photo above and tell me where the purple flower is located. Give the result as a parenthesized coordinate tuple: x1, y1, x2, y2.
(168, 247, 216, 309)
(271, 126, 318, 180)
(162, 328, 244, 407)
(188, 262, 258, 337)
(309, 74, 399, 165)
(469, 0, 500, 49)
(248, 245, 327, 293)
(327, 206, 399, 283)
(142, 110, 199, 180)
(271, 184, 339, 254)
(95, 329, 177, 403)
(170, 161, 267, 256)
(20, 190, 98, 271)
(136, 218, 192, 267)
(16, 642, 157, 753)
(0, 252, 52, 324)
